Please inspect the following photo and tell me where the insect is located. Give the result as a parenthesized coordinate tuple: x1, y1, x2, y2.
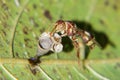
(29, 32, 63, 65)
(50, 20, 99, 60)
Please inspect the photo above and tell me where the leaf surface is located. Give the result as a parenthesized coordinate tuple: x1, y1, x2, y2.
(0, 0, 120, 80)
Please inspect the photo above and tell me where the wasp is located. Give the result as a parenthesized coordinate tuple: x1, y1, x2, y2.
(29, 32, 63, 65)
(50, 20, 100, 59)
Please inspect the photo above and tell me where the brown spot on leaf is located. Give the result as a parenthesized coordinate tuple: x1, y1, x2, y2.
(16, 12, 19, 15)
(40, 28, 45, 33)
(19, 20, 22, 24)
(0, 1, 11, 18)
(104, 0, 109, 6)
(1, 3, 9, 11)
(0, 70, 3, 74)
(21, 72, 24, 75)
(106, 52, 111, 58)
(24, 38, 33, 48)
(29, 67, 37, 75)
(44, 10, 52, 21)
(16, 52, 19, 57)
(35, 36, 39, 40)
(99, 19, 105, 25)
(113, 4, 118, 10)
(34, 22, 39, 27)
(2, 22, 9, 28)
(0, 42, 4, 47)
(24, 38, 29, 42)
(29, 46, 32, 48)
(52, 69, 57, 73)
(1, 29, 6, 36)
(114, 62, 120, 69)
(23, 27, 28, 34)
(33, 4, 37, 9)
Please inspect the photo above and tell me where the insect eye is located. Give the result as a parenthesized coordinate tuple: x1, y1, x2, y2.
(56, 20, 64, 24)
(84, 31, 91, 37)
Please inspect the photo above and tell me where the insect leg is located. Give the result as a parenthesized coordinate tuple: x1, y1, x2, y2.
(71, 36, 85, 67)
(50, 25, 57, 36)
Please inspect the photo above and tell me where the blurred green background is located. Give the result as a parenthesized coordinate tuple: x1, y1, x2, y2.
(0, 0, 120, 80)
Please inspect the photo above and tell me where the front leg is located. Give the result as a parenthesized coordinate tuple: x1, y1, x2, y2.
(72, 39, 80, 59)
(50, 26, 57, 36)
(71, 36, 85, 67)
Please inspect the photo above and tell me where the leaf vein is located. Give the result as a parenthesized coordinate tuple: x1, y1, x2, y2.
(0, 64, 18, 80)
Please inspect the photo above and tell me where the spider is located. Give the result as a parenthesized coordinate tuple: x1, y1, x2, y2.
(50, 20, 100, 60)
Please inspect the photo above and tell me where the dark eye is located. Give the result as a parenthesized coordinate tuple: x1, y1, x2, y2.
(56, 20, 64, 24)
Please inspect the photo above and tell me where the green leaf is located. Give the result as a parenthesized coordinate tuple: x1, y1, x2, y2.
(0, 0, 120, 80)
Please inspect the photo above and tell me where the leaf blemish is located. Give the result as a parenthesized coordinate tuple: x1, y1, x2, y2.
(104, 0, 109, 6)
(33, 4, 37, 9)
(44, 10, 52, 21)
(40, 28, 45, 33)
(16, 12, 19, 15)
(113, 4, 118, 10)
(2, 22, 9, 28)
(23, 27, 28, 34)
(99, 19, 105, 25)
(28, 66, 37, 75)
(1, 3, 9, 11)
(21, 72, 24, 76)
(114, 62, 120, 69)
(106, 52, 111, 58)
(24, 38, 32, 48)
(1, 30, 6, 36)
(0, 70, 3, 74)
(52, 69, 57, 73)
(35, 36, 39, 40)
(16, 52, 19, 57)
